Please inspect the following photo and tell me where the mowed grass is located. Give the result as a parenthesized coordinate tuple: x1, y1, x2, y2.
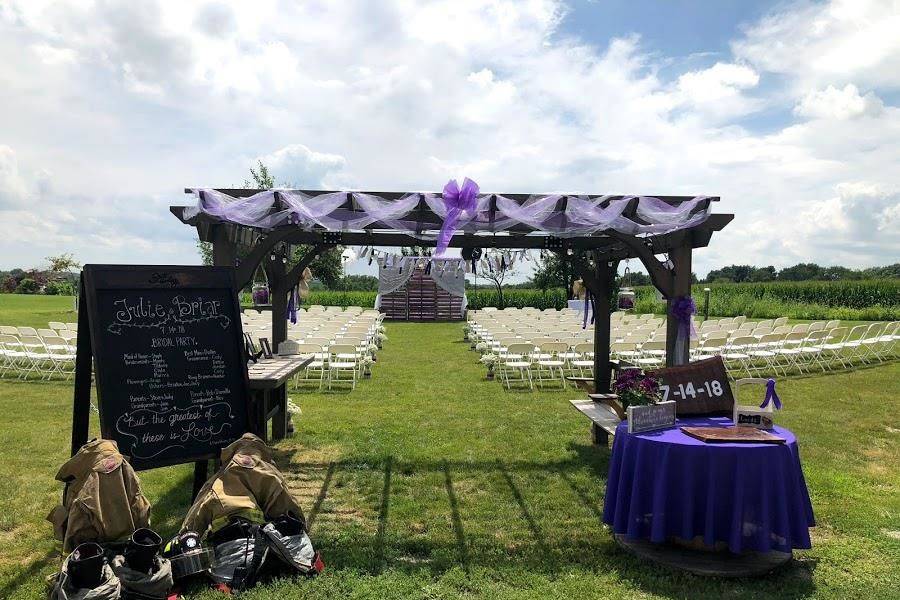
(0, 296, 898, 598)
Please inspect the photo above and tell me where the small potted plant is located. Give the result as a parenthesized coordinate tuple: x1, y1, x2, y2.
(362, 355, 375, 378)
(368, 342, 379, 361)
(480, 353, 498, 379)
(611, 368, 661, 417)
(376, 330, 388, 349)
(475, 341, 489, 354)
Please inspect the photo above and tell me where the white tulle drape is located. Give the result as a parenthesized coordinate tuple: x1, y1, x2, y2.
(186, 189, 712, 237)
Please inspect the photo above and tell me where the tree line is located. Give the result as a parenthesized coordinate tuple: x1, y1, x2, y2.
(703, 263, 899, 283)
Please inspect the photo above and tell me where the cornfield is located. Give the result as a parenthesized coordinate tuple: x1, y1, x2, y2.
(633, 280, 899, 320)
(244, 279, 899, 320)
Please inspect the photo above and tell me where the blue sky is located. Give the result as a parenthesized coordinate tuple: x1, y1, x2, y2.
(0, 0, 897, 281)
(564, 0, 778, 59)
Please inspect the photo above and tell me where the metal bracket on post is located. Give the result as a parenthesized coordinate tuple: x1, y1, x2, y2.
(322, 231, 342, 245)
(543, 236, 564, 251)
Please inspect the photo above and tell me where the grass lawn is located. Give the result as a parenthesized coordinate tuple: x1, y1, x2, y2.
(0, 296, 898, 599)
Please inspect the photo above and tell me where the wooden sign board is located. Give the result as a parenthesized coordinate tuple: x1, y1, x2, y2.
(627, 401, 676, 434)
(680, 426, 785, 444)
(648, 356, 734, 416)
(72, 265, 250, 470)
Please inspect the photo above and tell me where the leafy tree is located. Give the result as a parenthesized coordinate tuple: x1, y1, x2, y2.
(480, 250, 517, 308)
(704, 264, 754, 283)
(618, 270, 651, 287)
(15, 278, 39, 294)
(861, 263, 900, 279)
(46, 253, 81, 275)
(532, 251, 575, 296)
(198, 162, 344, 288)
(333, 274, 379, 291)
(778, 263, 822, 281)
(749, 266, 777, 282)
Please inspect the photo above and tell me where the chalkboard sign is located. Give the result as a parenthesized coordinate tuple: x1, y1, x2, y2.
(73, 265, 250, 470)
(648, 356, 734, 416)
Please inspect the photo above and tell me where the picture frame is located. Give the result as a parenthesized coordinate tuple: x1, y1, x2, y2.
(259, 337, 274, 359)
(244, 332, 262, 363)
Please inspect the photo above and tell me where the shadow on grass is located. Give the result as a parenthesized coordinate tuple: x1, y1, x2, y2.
(267, 448, 816, 599)
(0, 548, 59, 599)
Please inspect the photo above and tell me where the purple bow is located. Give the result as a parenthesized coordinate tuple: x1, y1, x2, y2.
(286, 285, 299, 325)
(436, 177, 479, 255)
(760, 378, 782, 410)
(671, 296, 697, 339)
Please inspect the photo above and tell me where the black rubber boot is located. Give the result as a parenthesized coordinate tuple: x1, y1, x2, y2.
(124, 528, 162, 574)
(68, 542, 106, 589)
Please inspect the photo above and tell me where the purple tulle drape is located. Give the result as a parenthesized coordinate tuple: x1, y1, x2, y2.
(186, 188, 712, 237)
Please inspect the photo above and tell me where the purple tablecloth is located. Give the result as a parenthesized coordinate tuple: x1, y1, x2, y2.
(603, 417, 814, 554)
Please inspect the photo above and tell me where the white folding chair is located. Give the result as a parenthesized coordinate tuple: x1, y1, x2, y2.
(499, 342, 533, 390)
(327, 343, 358, 390)
(0, 334, 24, 378)
(18, 335, 53, 379)
(43, 335, 76, 379)
(533, 341, 568, 389)
(293, 342, 328, 390)
(723, 336, 756, 377)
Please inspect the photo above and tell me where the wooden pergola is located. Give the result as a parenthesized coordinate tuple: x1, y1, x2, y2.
(172, 189, 732, 395)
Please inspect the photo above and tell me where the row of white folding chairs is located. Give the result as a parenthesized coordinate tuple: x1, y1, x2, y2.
(495, 341, 598, 390)
(697, 323, 898, 377)
(0, 325, 78, 341)
(698, 321, 842, 344)
(0, 331, 76, 380)
(290, 340, 374, 390)
(700, 319, 838, 339)
(246, 318, 380, 345)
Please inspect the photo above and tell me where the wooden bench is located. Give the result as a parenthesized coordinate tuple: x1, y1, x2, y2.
(569, 398, 623, 446)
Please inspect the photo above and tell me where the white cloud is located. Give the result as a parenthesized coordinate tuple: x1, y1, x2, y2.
(795, 84, 884, 120)
(733, 0, 900, 91)
(0, 0, 897, 274)
(674, 62, 761, 119)
(255, 145, 347, 188)
(0, 146, 29, 207)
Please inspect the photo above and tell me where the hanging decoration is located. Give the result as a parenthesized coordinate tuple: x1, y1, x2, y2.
(298, 267, 312, 300)
(286, 284, 299, 324)
(617, 262, 636, 311)
(251, 265, 270, 307)
(436, 178, 480, 255)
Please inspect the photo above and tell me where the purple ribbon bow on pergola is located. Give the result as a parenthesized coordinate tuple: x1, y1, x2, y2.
(436, 177, 479, 256)
(670, 295, 696, 364)
(760, 378, 782, 410)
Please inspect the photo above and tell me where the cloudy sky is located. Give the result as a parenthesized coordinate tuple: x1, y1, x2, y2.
(1, 0, 898, 279)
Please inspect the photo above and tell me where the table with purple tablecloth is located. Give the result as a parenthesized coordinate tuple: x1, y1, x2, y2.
(603, 416, 815, 554)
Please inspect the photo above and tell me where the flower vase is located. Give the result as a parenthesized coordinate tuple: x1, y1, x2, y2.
(486, 365, 495, 380)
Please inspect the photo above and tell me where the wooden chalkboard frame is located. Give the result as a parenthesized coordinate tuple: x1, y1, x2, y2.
(71, 265, 251, 479)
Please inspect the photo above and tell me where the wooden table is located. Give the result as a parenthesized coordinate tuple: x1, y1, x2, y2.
(248, 355, 313, 441)
(569, 399, 623, 446)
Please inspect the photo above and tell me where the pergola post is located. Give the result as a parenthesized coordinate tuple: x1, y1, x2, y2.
(211, 225, 237, 267)
(593, 258, 616, 394)
(267, 257, 289, 350)
(665, 243, 693, 366)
